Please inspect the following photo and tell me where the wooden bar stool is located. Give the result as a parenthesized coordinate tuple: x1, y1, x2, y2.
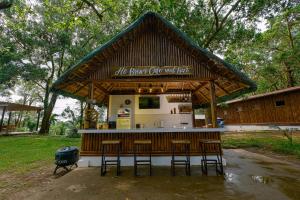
(100, 140, 121, 176)
(171, 140, 191, 176)
(134, 140, 152, 176)
(199, 139, 224, 175)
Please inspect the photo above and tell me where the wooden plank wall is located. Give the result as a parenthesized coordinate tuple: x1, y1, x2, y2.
(80, 131, 221, 156)
(218, 91, 300, 125)
(89, 30, 217, 81)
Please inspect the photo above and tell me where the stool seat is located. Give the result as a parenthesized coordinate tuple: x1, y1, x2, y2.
(134, 140, 152, 144)
(102, 140, 121, 144)
(203, 140, 221, 144)
(199, 139, 209, 143)
(171, 140, 191, 144)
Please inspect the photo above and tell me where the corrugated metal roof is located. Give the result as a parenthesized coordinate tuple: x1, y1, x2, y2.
(0, 102, 42, 111)
(224, 86, 300, 105)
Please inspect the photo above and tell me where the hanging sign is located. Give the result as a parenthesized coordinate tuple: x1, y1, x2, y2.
(112, 66, 192, 77)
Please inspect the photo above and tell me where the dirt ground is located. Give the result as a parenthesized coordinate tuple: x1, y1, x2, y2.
(2, 149, 300, 200)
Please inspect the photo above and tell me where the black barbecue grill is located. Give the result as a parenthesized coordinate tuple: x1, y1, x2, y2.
(54, 146, 79, 174)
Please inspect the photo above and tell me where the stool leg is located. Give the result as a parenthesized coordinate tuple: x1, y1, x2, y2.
(101, 145, 105, 176)
(200, 142, 207, 175)
(200, 142, 204, 173)
(203, 143, 208, 175)
(186, 144, 191, 176)
(149, 144, 152, 176)
(218, 143, 224, 175)
(171, 143, 175, 176)
(134, 144, 137, 176)
(117, 144, 121, 176)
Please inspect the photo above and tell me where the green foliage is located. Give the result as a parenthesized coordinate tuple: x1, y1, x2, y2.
(66, 127, 81, 138)
(0, 0, 130, 134)
(225, 3, 300, 92)
(128, 0, 279, 53)
(49, 122, 67, 136)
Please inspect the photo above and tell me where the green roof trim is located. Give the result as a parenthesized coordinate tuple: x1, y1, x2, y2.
(193, 86, 256, 109)
(52, 11, 256, 101)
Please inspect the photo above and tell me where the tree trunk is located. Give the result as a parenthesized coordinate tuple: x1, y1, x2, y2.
(39, 93, 58, 134)
(284, 62, 295, 87)
(79, 101, 84, 129)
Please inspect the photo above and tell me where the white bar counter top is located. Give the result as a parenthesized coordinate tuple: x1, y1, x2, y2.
(78, 128, 225, 134)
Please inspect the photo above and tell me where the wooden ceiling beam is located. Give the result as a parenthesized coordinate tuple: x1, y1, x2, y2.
(73, 82, 89, 95)
(214, 81, 230, 95)
(93, 82, 109, 94)
(193, 82, 208, 93)
(197, 90, 210, 102)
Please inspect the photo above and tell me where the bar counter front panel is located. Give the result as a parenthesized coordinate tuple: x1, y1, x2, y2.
(79, 128, 224, 156)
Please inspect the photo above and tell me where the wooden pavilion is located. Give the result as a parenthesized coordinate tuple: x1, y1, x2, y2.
(0, 101, 42, 133)
(51, 12, 256, 163)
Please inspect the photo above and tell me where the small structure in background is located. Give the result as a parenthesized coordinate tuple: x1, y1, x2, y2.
(218, 86, 300, 131)
(0, 101, 42, 135)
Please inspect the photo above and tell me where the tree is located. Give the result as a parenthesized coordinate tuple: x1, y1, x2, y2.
(0, 0, 129, 134)
(225, 3, 300, 92)
(128, 0, 279, 54)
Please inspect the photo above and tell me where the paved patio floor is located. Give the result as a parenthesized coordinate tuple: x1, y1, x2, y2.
(9, 149, 300, 200)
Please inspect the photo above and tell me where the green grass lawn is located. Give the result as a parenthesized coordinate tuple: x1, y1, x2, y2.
(222, 131, 300, 158)
(1, 132, 300, 175)
(0, 135, 81, 174)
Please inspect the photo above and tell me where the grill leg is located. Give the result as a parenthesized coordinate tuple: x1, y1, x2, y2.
(53, 165, 59, 175)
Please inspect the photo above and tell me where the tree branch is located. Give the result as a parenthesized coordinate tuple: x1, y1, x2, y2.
(204, 0, 242, 48)
(82, 0, 103, 21)
(0, 0, 12, 10)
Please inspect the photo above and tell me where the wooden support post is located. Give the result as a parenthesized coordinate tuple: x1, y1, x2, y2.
(85, 82, 95, 129)
(0, 106, 6, 132)
(87, 82, 94, 109)
(36, 110, 41, 131)
(192, 108, 196, 128)
(6, 112, 12, 134)
(106, 96, 110, 122)
(209, 80, 217, 128)
(191, 94, 196, 128)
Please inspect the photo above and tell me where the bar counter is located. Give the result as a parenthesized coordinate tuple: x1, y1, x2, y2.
(78, 128, 224, 134)
(79, 128, 224, 156)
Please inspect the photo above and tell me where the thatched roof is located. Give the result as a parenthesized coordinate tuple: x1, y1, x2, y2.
(52, 12, 256, 106)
